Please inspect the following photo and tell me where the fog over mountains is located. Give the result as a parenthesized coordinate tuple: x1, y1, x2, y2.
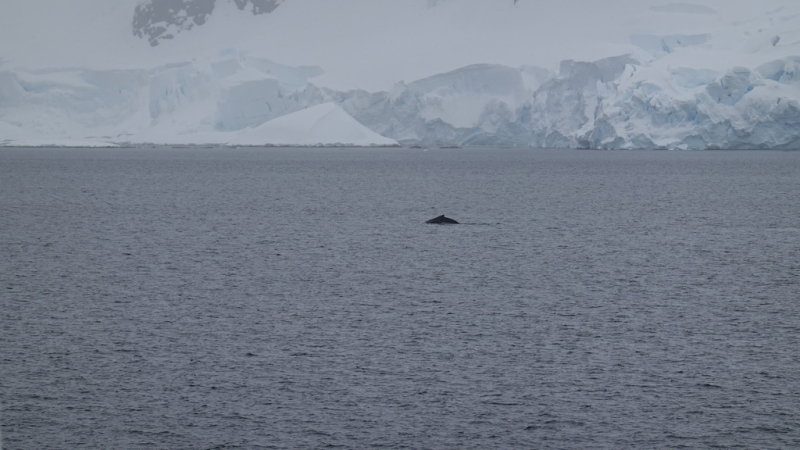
(133, 0, 284, 46)
(1, 0, 799, 148)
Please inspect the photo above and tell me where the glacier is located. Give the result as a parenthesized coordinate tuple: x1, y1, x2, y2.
(1, 0, 800, 149)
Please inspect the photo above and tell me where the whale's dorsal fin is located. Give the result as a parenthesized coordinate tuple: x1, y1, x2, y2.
(426, 215, 459, 224)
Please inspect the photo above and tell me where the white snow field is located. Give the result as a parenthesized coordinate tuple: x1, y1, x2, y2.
(1, 0, 799, 148)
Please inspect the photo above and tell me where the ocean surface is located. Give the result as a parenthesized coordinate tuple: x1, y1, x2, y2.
(1, 147, 799, 449)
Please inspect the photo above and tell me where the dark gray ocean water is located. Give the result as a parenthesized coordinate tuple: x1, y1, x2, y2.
(1, 147, 799, 449)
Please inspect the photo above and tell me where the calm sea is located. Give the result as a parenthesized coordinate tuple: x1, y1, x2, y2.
(1, 147, 799, 449)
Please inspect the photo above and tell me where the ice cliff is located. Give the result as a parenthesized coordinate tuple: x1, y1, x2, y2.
(330, 56, 800, 149)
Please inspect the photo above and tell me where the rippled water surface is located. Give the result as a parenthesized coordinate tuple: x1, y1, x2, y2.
(2, 147, 799, 449)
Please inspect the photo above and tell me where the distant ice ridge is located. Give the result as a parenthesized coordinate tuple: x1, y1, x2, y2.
(1, 52, 799, 149)
(1, 140, 119, 148)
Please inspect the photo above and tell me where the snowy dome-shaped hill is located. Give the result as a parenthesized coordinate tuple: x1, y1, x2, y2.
(232, 103, 399, 147)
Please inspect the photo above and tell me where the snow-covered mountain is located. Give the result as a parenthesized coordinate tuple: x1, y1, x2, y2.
(1, 0, 799, 148)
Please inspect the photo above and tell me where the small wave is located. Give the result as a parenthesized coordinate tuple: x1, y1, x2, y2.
(766, 227, 800, 232)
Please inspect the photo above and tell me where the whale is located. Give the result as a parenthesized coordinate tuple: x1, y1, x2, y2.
(426, 215, 459, 224)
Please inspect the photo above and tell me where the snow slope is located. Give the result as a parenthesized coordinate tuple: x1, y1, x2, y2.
(1, 0, 799, 149)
